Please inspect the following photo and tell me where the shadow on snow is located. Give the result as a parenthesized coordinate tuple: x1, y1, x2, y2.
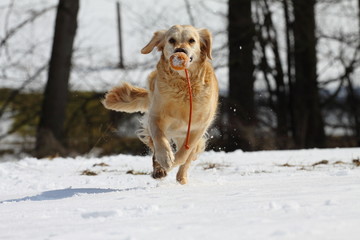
(0, 187, 146, 203)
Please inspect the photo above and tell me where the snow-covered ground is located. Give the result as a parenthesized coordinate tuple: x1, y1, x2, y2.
(1, 148, 360, 240)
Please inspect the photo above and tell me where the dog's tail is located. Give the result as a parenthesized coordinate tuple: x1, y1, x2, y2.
(102, 83, 149, 113)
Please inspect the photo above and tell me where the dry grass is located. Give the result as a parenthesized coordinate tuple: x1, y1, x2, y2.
(93, 162, 110, 167)
(277, 158, 360, 170)
(202, 163, 229, 170)
(126, 170, 149, 175)
(81, 169, 98, 176)
(312, 160, 329, 167)
(353, 159, 360, 167)
(278, 163, 296, 167)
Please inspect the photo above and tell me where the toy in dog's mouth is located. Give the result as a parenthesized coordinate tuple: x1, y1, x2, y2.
(169, 52, 191, 70)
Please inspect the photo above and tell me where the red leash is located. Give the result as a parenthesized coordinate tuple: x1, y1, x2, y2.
(169, 52, 193, 150)
(184, 69, 192, 150)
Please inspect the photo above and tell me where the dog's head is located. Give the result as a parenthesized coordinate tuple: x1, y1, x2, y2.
(141, 25, 212, 68)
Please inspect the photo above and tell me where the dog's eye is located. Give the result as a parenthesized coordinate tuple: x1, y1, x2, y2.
(169, 38, 176, 44)
(189, 38, 195, 44)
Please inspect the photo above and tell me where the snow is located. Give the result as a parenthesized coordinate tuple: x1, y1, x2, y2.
(1, 148, 360, 239)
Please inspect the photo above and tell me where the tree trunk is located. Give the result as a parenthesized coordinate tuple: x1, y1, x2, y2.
(262, 0, 288, 148)
(346, 76, 360, 146)
(351, 0, 360, 146)
(283, 0, 297, 146)
(292, 0, 325, 148)
(35, 0, 79, 158)
(227, 0, 256, 151)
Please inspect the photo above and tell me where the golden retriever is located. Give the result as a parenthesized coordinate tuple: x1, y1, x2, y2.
(102, 25, 218, 184)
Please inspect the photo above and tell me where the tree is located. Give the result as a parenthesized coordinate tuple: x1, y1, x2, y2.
(348, 0, 360, 146)
(254, 0, 289, 148)
(283, 0, 297, 146)
(35, 0, 79, 158)
(227, 0, 256, 151)
(292, 0, 325, 148)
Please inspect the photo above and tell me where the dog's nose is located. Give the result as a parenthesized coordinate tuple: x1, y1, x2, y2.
(174, 48, 188, 55)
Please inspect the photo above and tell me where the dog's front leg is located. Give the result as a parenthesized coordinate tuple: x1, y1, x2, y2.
(176, 150, 196, 184)
(173, 128, 206, 168)
(149, 115, 174, 171)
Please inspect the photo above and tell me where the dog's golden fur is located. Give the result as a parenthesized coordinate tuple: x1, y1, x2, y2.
(102, 25, 219, 184)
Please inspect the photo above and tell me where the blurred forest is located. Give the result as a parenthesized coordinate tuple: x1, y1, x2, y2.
(0, 0, 360, 158)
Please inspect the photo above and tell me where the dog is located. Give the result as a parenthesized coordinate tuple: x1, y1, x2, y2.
(102, 25, 219, 184)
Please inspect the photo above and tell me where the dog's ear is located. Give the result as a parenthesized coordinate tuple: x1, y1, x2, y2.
(141, 30, 166, 54)
(198, 28, 212, 60)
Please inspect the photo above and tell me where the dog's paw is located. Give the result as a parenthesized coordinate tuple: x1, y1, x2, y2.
(152, 167, 167, 179)
(155, 150, 174, 170)
(176, 170, 188, 185)
(176, 176, 188, 185)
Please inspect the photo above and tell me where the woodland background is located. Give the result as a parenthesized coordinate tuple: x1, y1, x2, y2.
(0, 0, 359, 158)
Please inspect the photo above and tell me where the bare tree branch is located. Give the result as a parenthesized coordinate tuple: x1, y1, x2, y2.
(0, 63, 48, 119)
(0, 5, 56, 53)
(184, 0, 195, 26)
